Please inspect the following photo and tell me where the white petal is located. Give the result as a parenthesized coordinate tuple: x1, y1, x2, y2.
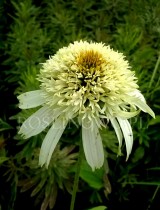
(18, 90, 45, 109)
(129, 90, 155, 118)
(117, 109, 140, 119)
(110, 117, 123, 148)
(130, 90, 145, 102)
(18, 106, 55, 139)
(133, 98, 155, 118)
(39, 118, 67, 167)
(82, 118, 104, 171)
(117, 118, 133, 160)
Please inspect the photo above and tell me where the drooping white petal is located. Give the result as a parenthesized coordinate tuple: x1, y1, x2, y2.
(82, 118, 104, 171)
(39, 118, 67, 167)
(117, 117, 133, 160)
(18, 90, 45, 109)
(18, 106, 55, 139)
(110, 117, 123, 148)
(133, 98, 155, 118)
(130, 90, 146, 102)
(129, 90, 155, 118)
(117, 109, 140, 119)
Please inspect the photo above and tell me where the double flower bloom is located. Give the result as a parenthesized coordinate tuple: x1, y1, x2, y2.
(18, 41, 155, 171)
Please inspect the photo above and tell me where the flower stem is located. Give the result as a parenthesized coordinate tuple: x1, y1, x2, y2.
(147, 185, 160, 210)
(70, 138, 83, 210)
(148, 54, 160, 89)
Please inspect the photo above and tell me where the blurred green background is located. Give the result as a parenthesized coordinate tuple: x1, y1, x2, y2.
(0, 0, 160, 210)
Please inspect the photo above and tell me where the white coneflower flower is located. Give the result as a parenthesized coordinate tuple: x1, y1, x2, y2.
(18, 41, 155, 171)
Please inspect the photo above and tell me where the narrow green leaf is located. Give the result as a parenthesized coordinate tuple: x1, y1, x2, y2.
(148, 115, 160, 126)
(88, 206, 107, 210)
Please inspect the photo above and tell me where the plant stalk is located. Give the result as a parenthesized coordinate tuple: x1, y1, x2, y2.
(70, 138, 83, 210)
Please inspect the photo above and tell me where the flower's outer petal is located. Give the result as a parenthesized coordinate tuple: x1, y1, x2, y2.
(133, 99, 155, 118)
(110, 117, 123, 148)
(130, 90, 145, 102)
(117, 109, 140, 119)
(129, 90, 155, 118)
(18, 90, 45, 109)
(117, 117, 133, 160)
(82, 118, 104, 171)
(39, 118, 67, 167)
(18, 106, 54, 139)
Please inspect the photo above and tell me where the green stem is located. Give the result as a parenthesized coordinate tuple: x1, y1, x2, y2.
(147, 185, 160, 210)
(70, 138, 83, 210)
(148, 54, 160, 89)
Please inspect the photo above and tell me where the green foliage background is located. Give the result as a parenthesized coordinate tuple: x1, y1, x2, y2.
(0, 0, 160, 209)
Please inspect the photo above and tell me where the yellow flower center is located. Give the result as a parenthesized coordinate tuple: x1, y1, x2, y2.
(77, 50, 105, 72)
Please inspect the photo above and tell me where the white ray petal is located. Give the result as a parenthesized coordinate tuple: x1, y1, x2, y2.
(82, 118, 104, 171)
(117, 109, 140, 119)
(117, 117, 133, 160)
(133, 98, 155, 118)
(130, 90, 145, 102)
(18, 90, 45, 109)
(110, 117, 123, 148)
(18, 106, 55, 139)
(39, 118, 67, 167)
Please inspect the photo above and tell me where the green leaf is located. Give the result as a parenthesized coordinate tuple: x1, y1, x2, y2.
(0, 157, 8, 164)
(131, 147, 145, 163)
(0, 118, 13, 132)
(148, 167, 160, 171)
(88, 206, 107, 210)
(148, 115, 160, 126)
(80, 160, 104, 190)
(128, 182, 160, 186)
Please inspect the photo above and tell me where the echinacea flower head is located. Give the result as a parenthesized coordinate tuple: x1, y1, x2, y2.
(18, 41, 155, 171)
